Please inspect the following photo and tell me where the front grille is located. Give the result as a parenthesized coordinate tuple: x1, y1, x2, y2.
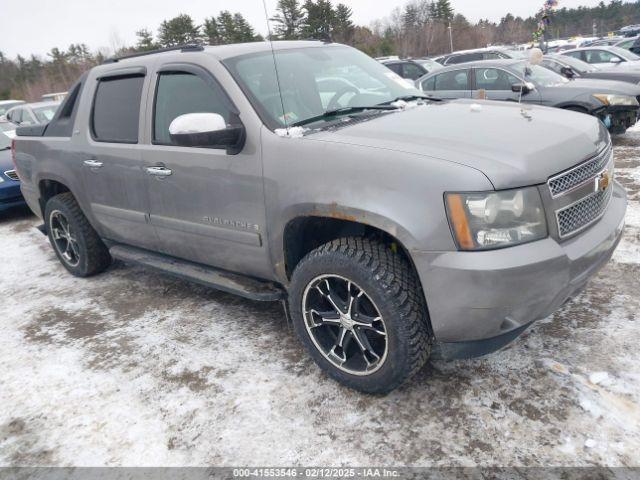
(548, 143, 612, 197)
(556, 187, 612, 238)
(4, 170, 19, 181)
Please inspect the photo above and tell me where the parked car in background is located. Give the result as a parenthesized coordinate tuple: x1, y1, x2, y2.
(13, 41, 627, 393)
(413, 58, 444, 74)
(0, 130, 25, 211)
(435, 47, 525, 66)
(563, 46, 640, 67)
(41, 92, 68, 102)
(380, 58, 428, 81)
(0, 100, 25, 120)
(612, 36, 639, 52)
(620, 24, 640, 36)
(416, 59, 640, 133)
(0, 120, 17, 139)
(5, 101, 61, 127)
(588, 37, 625, 47)
(542, 53, 640, 85)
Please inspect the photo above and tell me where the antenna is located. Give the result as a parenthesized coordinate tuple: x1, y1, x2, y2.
(262, 0, 289, 132)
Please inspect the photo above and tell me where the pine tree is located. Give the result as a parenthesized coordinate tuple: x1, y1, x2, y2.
(157, 14, 201, 47)
(135, 29, 158, 51)
(302, 0, 335, 40)
(403, 4, 420, 31)
(233, 13, 263, 42)
(435, 0, 454, 22)
(332, 4, 354, 43)
(271, 0, 306, 40)
(203, 18, 222, 45)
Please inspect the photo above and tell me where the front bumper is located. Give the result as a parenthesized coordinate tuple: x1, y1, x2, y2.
(413, 181, 627, 359)
(598, 105, 639, 134)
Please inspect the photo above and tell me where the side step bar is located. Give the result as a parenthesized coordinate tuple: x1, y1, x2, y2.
(109, 245, 286, 302)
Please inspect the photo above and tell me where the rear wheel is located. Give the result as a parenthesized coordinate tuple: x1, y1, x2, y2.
(290, 237, 432, 394)
(45, 193, 111, 277)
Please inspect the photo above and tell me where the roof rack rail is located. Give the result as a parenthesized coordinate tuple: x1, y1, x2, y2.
(103, 44, 205, 64)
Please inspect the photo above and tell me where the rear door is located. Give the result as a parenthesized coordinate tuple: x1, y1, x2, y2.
(431, 69, 472, 99)
(80, 68, 159, 249)
(139, 60, 269, 278)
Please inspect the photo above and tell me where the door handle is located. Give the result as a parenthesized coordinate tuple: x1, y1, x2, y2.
(83, 159, 104, 169)
(145, 166, 173, 177)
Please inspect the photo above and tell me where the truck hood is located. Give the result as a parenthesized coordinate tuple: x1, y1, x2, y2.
(310, 99, 609, 190)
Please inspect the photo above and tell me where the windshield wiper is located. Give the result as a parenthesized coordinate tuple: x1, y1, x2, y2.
(379, 94, 442, 105)
(290, 105, 397, 128)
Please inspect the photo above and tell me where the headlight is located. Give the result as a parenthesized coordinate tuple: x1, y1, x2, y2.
(445, 187, 548, 251)
(593, 94, 639, 106)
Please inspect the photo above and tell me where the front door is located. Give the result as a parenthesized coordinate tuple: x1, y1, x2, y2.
(473, 67, 542, 104)
(140, 62, 270, 279)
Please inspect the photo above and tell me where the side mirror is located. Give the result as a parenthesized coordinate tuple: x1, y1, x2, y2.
(169, 113, 245, 154)
(610, 57, 622, 64)
(560, 66, 576, 78)
(512, 82, 534, 94)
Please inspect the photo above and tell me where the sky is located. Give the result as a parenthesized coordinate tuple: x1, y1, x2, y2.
(1, 0, 607, 58)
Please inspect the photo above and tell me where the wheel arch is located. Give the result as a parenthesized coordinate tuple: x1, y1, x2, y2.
(281, 211, 421, 285)
(38, 178, 72, 219)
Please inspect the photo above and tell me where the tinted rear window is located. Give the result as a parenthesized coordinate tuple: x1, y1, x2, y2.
(92, 75, 144, 143)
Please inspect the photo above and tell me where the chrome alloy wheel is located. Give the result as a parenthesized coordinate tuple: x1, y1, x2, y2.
(302, 275, 388, 376)
(50, 210, 80, 267)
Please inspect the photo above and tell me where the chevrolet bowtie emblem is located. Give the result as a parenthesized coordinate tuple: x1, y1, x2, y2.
(595, 171, 610, 192)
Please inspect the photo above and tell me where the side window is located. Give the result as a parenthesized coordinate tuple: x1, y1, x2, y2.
(92, 75, 144, 143)
(12, 109, 23, 124)
(153, 71, 231, 146)
(483, 52, 502, 60)
(421, 76, 436, 91)
(386, 64, 402, 76)
(402, 63, 425, 81)
(475, 68, 519, 91)
(542, 59, 563, 74)
(564, 51, 583, 61)
(434, 70, 470, 91)
(584, 50, 621, 64)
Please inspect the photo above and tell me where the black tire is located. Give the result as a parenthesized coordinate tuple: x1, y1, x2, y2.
(44, 192, 111, 277)
(290, 237, 432, 394)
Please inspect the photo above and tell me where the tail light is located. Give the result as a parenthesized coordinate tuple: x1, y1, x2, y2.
(11, 138, 16, 168)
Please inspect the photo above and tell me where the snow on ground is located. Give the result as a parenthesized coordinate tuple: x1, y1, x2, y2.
(0, 129, 639, 468)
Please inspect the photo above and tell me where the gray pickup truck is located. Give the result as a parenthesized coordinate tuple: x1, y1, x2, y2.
(13, 41, 627, 393)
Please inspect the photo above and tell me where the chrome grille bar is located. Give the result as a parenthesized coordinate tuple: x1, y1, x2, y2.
(548, 143, 612, 198)
(4, 170, 19, 181)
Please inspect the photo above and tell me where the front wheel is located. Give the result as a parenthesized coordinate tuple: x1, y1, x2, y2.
(290, 237, 432, 394)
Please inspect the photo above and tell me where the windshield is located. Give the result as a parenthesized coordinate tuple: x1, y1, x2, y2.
(505, 50, 527, 59)
(609, 46, 640, 60)
(33, 105, 58, 123)
(513, 63, 569, 87)
(0, 131, 10, 150)
(224, 45, 422, 129)
(556, 55, 596, 73)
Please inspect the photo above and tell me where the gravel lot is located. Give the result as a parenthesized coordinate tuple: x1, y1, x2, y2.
(1, 125, 639, 468)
